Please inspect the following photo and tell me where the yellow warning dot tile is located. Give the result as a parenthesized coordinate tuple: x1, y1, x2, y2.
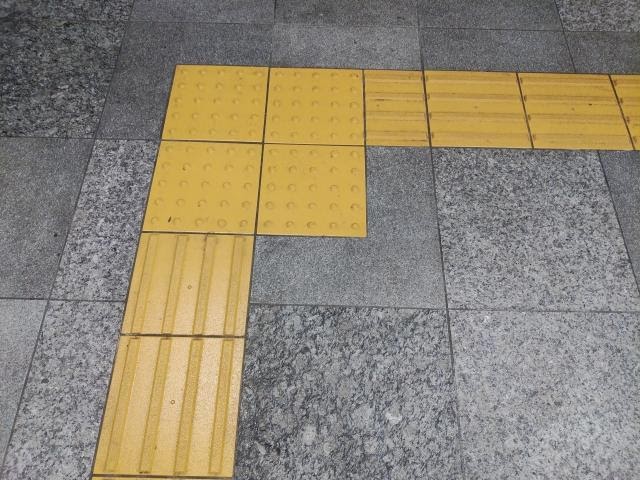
(364, 70, 428, 146)
(143, 141, 261, 234)
(122, 233, 253, 337)
(611, 75, 640, 149)
(257, 144, 366, 237)
(519, 73, 633, 150)
(94, 336, 244, 478)
(265, 68, 364, 145)
(425, 71, 531, 148)
(162, 65, 268, 142)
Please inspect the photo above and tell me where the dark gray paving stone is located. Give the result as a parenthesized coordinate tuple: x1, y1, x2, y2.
(434, 148, 640, 311)
(0, 19, 124, 137)
(0, 300, 46, 463)
(601, 151, 640, 287)
(568, 32, 640, 73)
(251, 147, 445, 309)
(130, 0, 274, 23)
(0, 138, 91, 298)
(557, 0, 640, 32)
(420, 28, 573, 72)
(98, 22, 272, 139)
(418, 0, 561, 30)
(272, 24, 420, 69)
(451, 310, 640, 479)
(52, 140, 157, 301)
(1, 300, 122, 480)
(0, 0, 132, 20)
(236, 305, 460, 479)
(276, 0, 417, 26)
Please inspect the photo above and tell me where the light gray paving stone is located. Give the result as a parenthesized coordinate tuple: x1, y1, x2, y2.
(275, 0, 418, 26)
(557, 0, 640, 32)
(434, 148, 640, 311)
(0, 0, 133, 20)
(451, 309, 640, 479)
(130, 0, 274, 23)
(567, 31, 640, 73)
(236, 305, 460, 479)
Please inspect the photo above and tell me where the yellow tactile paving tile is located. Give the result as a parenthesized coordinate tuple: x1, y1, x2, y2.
(265, 67, 364, 145)
(519, 73, 633, 150)
(257, 144, 367, 237)
(364, 70, 428, 146)
(143, 141, 261, 234)
(425, 70, 531, 148)
(122, 233, 253, 337)
(611, 75, 640, 149)
(162, 65, 268, 142)
(94, 336, 244, 478)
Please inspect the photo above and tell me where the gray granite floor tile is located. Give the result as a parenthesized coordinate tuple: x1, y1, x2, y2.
(272, 24, 420, 69)
(275, 0, 417, 26)
(434, 148, 640, 311)
(418, 0, 561, 30)
(451, 310, 640, 479)
(0, 300, 46, 463)
(251, 147, 445, 309)
(52, 140, 157, 301)
(1, 300, 122, 480)
(420, 28, 574, 72)
(236, 305, 460, 479)
(98, 22, 272, 139)
(0, 19, 124, 137)
(0, 138, 91, 298)
(130, 0, 274, 23)
(567, 31, 640, 73)
(557, 0, 640, 32)
(0, 0, 133, 20)
(600, 151, 640, 287)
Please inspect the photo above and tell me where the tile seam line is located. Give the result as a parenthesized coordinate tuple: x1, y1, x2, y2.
(608, 75, 637, 149)
(551, 0, 577, 73)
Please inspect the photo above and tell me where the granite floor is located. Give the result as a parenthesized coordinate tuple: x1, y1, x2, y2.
(1, 0, 639, 479)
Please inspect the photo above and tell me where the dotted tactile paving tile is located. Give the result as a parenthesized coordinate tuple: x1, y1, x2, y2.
(425, 71, 531, 148)
(519, 73, 633, 150)
(162, 65, 268, 142)
(611, 75, 640, 149)
(122, 233, 253, 337)
(364, 70, 429, 146)
(143, 141, 261, 234)
(257, 144, 367, 237)
(93, 336, 244, 478)
(265, 68, 365, 146)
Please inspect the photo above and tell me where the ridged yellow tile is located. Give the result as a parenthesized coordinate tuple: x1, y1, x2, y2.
(122, 233, 253, 336)
(611, 75, 640, 149)
(519, 73, 633, 150)
(257, 144, 366, 237)
(364, 70, 428, 146)
(162, 65, 268, 142)
(425, 71, 531, 148)
(265, 68, 364, 145)
(94, 336, 244, 478)
(143, 141, 261, 234)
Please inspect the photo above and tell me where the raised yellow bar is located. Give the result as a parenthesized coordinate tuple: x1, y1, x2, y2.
(611, 75, 640, 149)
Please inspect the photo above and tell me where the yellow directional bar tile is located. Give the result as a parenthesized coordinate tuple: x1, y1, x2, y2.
(257, 144, 366, 237)
(94, 336, 244, 478)
(122, 233, 253, 337)
(265, 67, 364, 145)
(364, 70, 428, 146)
(143, 141, 261, 234)
(425, 70, 531, 148)
(611, 75, 640, 149)
(162, 65, 268, 142)
(519, 73, 633, 150)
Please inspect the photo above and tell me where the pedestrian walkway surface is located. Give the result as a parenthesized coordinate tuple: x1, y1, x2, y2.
(1, 1, 640, 479)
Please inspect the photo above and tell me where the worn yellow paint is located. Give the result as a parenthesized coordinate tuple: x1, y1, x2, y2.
(611, 74, 640, 149)
(143, 141, 261, 234)
(162, 65, 268, 142)
(364, 70, 428, 146)
(519, 73, 633, 150)
(265, 68, 364, 145)
(94, 336, 244, 478)
(257, 144, 367, 237)
(425, 70, 531, 148)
